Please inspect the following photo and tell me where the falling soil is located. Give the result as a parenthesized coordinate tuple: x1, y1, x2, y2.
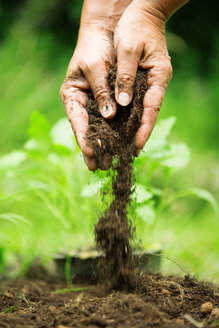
(0, 273, 218, 328)
(86, 66, 147, 288)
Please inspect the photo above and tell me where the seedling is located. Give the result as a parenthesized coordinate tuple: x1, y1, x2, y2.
(0, 305, 17, 314)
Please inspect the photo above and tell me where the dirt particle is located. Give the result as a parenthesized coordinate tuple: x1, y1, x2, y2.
(3, 291, 14, 298)
(209, 307, 219, 321)
(162, 289, 170, 296)
(200, 302, 214, 314)
(48, 305, 57, 313)
(97, 138, 102, 148)
(175, 318, 184, 324)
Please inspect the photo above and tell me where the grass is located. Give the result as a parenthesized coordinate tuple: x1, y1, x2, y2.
(22, 294, 32, 311)
(51, 286, 89, 294)
(0, 306, 17, 314)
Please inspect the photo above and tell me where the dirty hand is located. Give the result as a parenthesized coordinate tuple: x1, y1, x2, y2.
(114, 0, 188, 154)
(60, 0, 132, 171)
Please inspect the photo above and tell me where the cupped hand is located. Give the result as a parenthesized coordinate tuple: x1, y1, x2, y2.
(114, 0, 173, 154)
(60, 26, 117, 171)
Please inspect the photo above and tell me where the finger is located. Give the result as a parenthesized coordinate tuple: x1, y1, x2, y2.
(60, 80, 94, 159)
(136, 60, 172, 149)
(82, 60, 116, 119)
(115, 42, 143, 106)
(135, 85, 162, 149)
(135, 148, 142, 157)
(83, 154, 98, 172)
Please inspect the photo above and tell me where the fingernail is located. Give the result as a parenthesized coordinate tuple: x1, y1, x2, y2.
(118, 92, 130, 106)
(102, 104, 114, 118)
(136, 149, 141, 157)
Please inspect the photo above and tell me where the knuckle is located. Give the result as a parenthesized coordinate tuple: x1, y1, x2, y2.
(94, 87, 109, 101)
(160, 59, 173, 79)
(117, 37, 136, 53)
(121, 44, 134, 56)
(59, 79, 81, 106)
(59, 82, 68, 103)
(149, 59, 172, 88)
(166, 61, 173, 79)
(117, 73, 135, 89)
(117, 37, 142, 57)
(82, 58, 99, 73)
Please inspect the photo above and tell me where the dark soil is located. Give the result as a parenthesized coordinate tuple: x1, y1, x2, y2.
(0, 273, 218, 328)
(86, 66, 147, 288)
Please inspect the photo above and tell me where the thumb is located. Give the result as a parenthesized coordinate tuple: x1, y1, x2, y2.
(115, 42, 142, 106)
(83, 60, 116, 119)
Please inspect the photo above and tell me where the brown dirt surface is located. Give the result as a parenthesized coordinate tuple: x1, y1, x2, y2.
(0, 274, 218, 328)
(86, 66, 147, 289)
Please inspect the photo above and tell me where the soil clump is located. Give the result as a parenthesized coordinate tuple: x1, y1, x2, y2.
(86, 66, 147, 288)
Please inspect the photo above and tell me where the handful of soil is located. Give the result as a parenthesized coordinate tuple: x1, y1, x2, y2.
(86, 66, 147, 289)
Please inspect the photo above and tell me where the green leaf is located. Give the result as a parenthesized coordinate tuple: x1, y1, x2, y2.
(51, 286, 88, 294)
(165, 188, 218, 214)
(133, 185, 153, 203)
(189, 188, 218, 214)
(0, 213, 31, 225)
(0, 151, 27, 170)
(50, 118, 75, 151)
(28, 110, 51, 141)
(52, 144, 72, 156)
(149, 116, 176, 142)
(137, 205, 156, 224)
(142, 117, 177, 160)
(81, 180, 104, 198)
(143, 140, 168, 160)
(0, 306, 17, 314)
(150, 187, 163, 196)
(24, 139, 38, 150)
(161, 143, 190, 169)
(28, 180, 50, 190)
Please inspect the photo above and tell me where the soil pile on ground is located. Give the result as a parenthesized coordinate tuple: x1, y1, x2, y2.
(86, 66, 147, 288)
(0, 274, 218, 327)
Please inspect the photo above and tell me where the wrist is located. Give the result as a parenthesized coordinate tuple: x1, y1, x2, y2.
(80, 0, 133, 32)
(141, 0, 189, 21)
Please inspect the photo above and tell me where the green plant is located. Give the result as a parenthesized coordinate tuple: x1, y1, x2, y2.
(0, 112, 218, 278)
(132, 117, 218, 249)
(81, 116, 218, 250)
(51, 286, 88, 295)
(0, 306, 17, 314)
(0, 111, 100, 274)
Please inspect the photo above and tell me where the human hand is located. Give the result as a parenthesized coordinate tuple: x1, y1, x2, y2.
(114, 0, 173, 155)
(60, 0, 132, 171)
(60, 26, 115, 171)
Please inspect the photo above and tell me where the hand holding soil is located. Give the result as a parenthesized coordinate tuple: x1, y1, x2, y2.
(114, 0, 173, 155)
(60, 0, 132, 171)
(60, 0, 188, 171)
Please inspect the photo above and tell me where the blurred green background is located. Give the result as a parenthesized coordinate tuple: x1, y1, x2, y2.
(0, 0, 218, 283)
